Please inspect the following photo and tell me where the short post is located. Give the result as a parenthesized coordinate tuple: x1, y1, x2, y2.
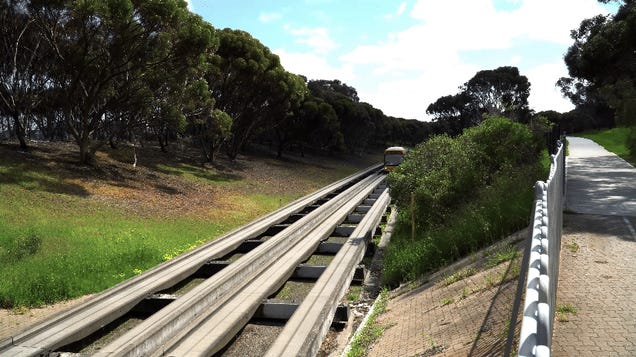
(410, 192, 415, 242)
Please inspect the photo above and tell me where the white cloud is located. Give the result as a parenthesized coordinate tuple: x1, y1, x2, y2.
(511, 0, 609, 44)
(185, 0, 193, 11)
(272, 0, 609, 120)
(341, 0, 608, 119)
(397, 2, 408, 16)
(259, 12, 283, 23)
(274, 49, 355, 81)
(525, 62, 574, 113)
(286, 26, 337, 55)
(385, 2, 408, 19)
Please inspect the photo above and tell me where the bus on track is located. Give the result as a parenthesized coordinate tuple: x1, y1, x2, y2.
(383, 146, 406, 172)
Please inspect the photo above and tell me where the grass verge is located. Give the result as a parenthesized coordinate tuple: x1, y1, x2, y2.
(346, 290, 389, 357)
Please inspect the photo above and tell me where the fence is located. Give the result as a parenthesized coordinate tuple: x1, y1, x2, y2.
(505, 140, 565, 357)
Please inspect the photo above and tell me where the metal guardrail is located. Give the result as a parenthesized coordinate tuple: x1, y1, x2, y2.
(514, 140, 565, 357)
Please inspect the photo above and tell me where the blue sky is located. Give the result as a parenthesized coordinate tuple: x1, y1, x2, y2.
(189, 0, 616, 121)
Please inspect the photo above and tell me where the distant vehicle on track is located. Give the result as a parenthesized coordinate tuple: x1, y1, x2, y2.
(383, 146, 406, 172)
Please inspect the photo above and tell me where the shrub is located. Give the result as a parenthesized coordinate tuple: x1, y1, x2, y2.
(388, 116, 540, 231)
(383, 116, 543, 286)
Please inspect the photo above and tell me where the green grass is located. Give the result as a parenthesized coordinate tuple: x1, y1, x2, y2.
(556, 303, 578, 322)
(564, 241, 580, 253)
(346, 290, 389, 357)
(578, 127, 636, 166)
(0, 186, 229, 307)
(485, 244, 519, 269)
(0, 146, 363, 308)
(442, 268, 477, 287)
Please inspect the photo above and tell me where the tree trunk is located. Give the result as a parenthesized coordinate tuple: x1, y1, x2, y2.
(12, 113, 28, 150)
(77, 136, 96, 165)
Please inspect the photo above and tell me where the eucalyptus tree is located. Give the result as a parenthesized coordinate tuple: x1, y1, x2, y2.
(462, 66, 531, 123)
(0, 0, 55, 149)
(208, 29, 307, 159)
(272, 93, 343, 157)
(558, 0, 635, 150)
(426, 93, 480, 136)
(41, 0, 214, 164)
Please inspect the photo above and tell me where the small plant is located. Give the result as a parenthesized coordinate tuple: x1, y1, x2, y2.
(347, 286, 362, 301)
(440, 297, 454, 306)
(556, 303, 578, 322)
(484, 274, 496, 288)
(565, 241, 579, 253)
(12, 305, 28, 315)
(442, 267, 477, 286)
(461, 287, 469, 300)
(346, 290, 390, 357)
(486, 244, 518, 268)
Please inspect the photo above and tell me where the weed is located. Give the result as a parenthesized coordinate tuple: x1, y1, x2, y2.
(442, 267, 477, 286)
(486, 244, 518, 268)
(461, 287, 469, 300)
(565, 241, 579, 253)
(346, 290, 389, 357)
(484, 275, 496, 288)
(556, 303, 578, 322)
(440, 297, 454, 306)
(347, 286, 362, 301)
(12, 305, 28, 315)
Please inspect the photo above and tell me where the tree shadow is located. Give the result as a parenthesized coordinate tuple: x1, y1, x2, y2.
(0, 145, 90, 197)
(566, 155, 636, 217)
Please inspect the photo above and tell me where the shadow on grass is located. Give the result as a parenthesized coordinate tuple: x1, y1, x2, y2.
(103, 144, 244, 184)
(0, 147, 90, 197)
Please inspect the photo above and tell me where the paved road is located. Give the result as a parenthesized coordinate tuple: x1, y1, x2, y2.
(552, 136, 636, 356)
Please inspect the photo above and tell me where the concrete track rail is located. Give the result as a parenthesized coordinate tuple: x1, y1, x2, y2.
(266, 187, 391, 356)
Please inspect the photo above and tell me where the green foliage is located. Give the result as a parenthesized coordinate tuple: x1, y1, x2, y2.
(383, 117, 542, 286)
(559, 2, 636, 144)
(388, 116, 541, 231)
(485, 244, 519, 269)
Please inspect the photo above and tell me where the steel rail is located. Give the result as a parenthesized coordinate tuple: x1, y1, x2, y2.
(265, 187, 390, 357)
(0, 164, 381, 357)
(94, 173, 385, 356)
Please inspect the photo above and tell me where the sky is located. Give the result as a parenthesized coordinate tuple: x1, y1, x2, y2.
(188, 0, 617, 121)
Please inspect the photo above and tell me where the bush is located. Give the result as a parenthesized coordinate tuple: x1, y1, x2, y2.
(383, 116, 543, 286)
(387, 116, 541, 231)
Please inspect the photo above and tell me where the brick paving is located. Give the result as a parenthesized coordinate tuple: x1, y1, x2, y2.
(365, 234, 526, 357)
(553, 214, 636, 356)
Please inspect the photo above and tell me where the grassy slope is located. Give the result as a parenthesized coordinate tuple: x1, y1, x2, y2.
(578, 127, 636, 166)
(0, 142, 378, 308)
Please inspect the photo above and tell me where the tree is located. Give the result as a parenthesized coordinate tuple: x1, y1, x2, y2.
(0, 0, 55, 149)
(426, 93, 479, 136)
(426, 67, 532, 136)
(209, 29, 306, 159)
(558, 0, 636, 151)
(462, 66, 531, 123)
(42, 0, 214, 164)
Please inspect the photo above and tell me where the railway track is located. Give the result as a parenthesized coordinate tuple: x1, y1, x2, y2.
(1, 164, 390, 356)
